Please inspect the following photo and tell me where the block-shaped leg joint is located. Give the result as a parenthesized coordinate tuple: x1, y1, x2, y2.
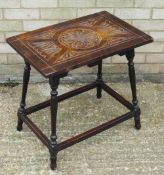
(134, 107, 141, 130)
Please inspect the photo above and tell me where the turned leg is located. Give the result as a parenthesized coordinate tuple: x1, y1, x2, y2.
(96, 60, 103, 99)
(49, 76, 59, 170)
(17, 62, 31, 131)
(126, 49, 141, 129)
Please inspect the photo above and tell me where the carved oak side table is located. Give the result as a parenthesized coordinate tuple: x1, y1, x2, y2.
(7, 11, 153, 170)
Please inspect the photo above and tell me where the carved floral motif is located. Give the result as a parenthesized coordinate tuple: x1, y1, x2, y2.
(23, 15, 138, 65)
(58, 28, 102, 50)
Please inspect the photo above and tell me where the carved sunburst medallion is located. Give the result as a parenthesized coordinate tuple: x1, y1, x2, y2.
(58, 27, 102, 50)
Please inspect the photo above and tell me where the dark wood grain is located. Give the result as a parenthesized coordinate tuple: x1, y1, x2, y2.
(49, 77, 59, 170)
(96, 60, 103, 99)
(101, 82, 133, 110)
(25, 81, 97, 115)
(58, 111, 134, 151)
(21, 115, 50, 148)
(125, 49, 141, 129)
(10, 11, 153, 170)
(17, 62, 31, 131)
(6, 11, 153, 78)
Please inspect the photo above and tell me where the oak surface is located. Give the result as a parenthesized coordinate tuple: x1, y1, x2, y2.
(7, 11, 153, 77)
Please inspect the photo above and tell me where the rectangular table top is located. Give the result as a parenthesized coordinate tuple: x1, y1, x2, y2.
(7, 11, 153, 78)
